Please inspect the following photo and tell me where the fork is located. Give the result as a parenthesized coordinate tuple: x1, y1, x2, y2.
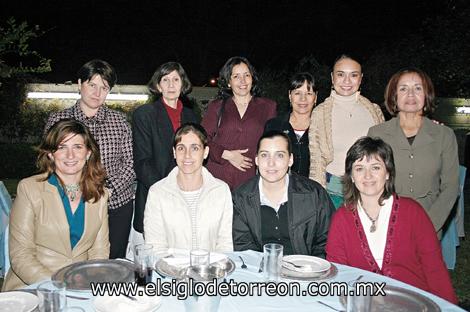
(283, 260, 306, 269)
(238, 256, 247, 269)
(121, 293, 137, 301)
(317, 300, 345, 312)
(258, 257, 264, 273)
(66, 294, 91, 300)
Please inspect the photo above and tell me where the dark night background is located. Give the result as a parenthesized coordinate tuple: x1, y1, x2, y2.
(3, 0, 464, 87)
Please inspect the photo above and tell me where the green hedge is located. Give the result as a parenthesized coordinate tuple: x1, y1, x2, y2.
(0, 143, 38, 178)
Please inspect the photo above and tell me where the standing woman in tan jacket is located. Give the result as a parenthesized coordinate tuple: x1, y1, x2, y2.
(3, 119, 109, 291)
(368, 68, 459, 238)
(308, 55, 384, 208)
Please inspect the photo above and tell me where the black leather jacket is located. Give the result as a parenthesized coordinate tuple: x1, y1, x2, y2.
(232, 174, 335, 258)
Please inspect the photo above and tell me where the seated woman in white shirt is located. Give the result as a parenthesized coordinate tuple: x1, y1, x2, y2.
(144, 123, 233, 252)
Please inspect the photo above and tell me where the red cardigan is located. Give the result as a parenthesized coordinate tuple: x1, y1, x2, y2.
(326, 195, 458, 304)
(201, 97, 276, 190)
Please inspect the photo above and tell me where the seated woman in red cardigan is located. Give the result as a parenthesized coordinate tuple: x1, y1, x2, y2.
(326, 136, 457, 304)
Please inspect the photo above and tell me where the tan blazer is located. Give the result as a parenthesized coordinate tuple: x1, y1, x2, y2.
(368, 117, 459, 237)
(2, 174, 110, 291)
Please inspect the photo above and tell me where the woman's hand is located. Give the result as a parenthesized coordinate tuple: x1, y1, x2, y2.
(222, 149, 253, 171)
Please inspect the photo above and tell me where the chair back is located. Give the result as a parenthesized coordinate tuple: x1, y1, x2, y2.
(0, 181, 12, 277)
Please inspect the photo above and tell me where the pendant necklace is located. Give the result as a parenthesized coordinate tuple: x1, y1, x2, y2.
(361, 205, 380, 233)
(64, 184, 80, 202)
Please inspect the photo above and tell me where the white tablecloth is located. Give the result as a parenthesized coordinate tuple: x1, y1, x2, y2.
(25, 250, 464, 311)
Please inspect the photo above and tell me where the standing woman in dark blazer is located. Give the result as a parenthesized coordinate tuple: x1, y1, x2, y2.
(132, 62, 198, 234)
(264, 72, 318, 177)
(202, 56, 277, 190)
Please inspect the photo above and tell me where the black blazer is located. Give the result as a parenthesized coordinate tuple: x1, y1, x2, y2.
(232, 174, 335, 258)
(132, 98, 198, 232)
(264, 112, 310, 177)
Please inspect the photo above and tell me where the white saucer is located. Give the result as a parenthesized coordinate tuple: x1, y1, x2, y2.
(0, 292, 39, 312)
(93, 292, 162, 312)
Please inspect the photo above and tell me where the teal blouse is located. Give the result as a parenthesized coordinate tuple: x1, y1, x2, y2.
(48, 174, 85, 249)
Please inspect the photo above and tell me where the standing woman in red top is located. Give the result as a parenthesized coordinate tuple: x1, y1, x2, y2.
(132, 62, 198, 235)
(202, 56, 277, 190)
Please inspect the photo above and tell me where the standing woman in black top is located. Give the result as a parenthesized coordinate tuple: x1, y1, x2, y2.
(264, 72, 317, 177)
(132, 62, 198, 234)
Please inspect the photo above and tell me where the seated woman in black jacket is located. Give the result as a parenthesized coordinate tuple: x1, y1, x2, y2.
(264, 72, 318, 177)
(232, 130, 335, 257)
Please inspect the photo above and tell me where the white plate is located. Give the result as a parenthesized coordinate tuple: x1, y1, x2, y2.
(339, 285, 440, 312)
(0, 292, 39, 312)
(282, 255, 331, 273)
(93, 293, 162, 312)
(155, 249, 235, 279)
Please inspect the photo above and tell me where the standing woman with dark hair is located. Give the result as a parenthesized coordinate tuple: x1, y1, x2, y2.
(326, 137, 457, 303)
(368, 68, 459, 238)
(202, 56, 277, 190)
(3, 119, 109, 291)
(265, 72, 318, 177)
(308, 55, 384, 208)
(45, 59, 135, 259)
(133, 62, 198, 234)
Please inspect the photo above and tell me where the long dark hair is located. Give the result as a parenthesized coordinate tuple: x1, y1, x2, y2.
(216, 56, 260, 100)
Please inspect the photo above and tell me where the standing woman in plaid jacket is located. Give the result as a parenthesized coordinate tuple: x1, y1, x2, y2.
(45, 60, 136, 259)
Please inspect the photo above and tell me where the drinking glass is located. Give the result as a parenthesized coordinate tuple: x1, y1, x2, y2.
(36, 280, 66, 312)
(263, 243, 283, 282)
(134, 243, 154, 286)
(347, 280, 372, 312)
(190, 249, 210, 266)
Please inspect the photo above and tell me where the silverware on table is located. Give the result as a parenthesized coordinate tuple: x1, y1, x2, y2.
(66, 294, 90, 300)
(317, 300, 345, 312)
(258, 257, 264, 273)
(154, 268, 166, 279)
(283, 260, 306, 269)
(121, 293, 137, 301)
(238, 256, 247, 269)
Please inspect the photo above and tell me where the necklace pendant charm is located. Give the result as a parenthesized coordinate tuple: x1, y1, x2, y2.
(370, 223, 376, 233)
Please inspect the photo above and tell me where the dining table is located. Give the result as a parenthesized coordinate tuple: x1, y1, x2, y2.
(22, 250, 464, 312)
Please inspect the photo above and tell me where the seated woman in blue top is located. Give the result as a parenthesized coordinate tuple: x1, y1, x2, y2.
(2, 119, 110, 291)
